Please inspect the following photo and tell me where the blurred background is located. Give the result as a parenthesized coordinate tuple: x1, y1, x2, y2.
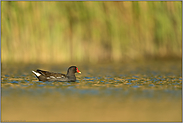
(1, 1, 182, 122)
(2, 1, 182, 64)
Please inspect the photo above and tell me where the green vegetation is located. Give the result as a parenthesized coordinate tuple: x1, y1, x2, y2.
(1, 1, 182, 64)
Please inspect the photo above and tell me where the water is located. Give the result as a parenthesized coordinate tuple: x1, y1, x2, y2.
(1, 61, 182, 122)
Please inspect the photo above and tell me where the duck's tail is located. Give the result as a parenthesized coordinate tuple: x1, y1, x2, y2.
(32, 70, 41, 77)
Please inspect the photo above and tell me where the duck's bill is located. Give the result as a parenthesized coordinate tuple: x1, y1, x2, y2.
(76, 68, 81, 74)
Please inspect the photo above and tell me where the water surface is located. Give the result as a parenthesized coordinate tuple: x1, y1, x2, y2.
(1, 61, 182, 122)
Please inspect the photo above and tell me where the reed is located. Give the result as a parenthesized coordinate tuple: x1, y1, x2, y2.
(2, 1, 182, 64)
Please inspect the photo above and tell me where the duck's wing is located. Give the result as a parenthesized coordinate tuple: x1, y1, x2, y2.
(36, 69, 67, 78)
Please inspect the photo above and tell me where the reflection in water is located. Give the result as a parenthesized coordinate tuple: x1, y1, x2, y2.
(1, 61, 182, 122)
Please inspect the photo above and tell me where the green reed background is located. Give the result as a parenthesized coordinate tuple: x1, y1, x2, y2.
(2, 1, 182, 64)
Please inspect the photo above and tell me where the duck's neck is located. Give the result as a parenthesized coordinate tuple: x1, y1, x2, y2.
(66, 72, 76, 82)
(67, 70, 75, 77)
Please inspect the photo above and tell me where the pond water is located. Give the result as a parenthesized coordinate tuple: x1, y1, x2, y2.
(1, 61, 182, 122)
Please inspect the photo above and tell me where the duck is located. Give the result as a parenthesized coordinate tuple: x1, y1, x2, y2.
(32, 66, 81, 82)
